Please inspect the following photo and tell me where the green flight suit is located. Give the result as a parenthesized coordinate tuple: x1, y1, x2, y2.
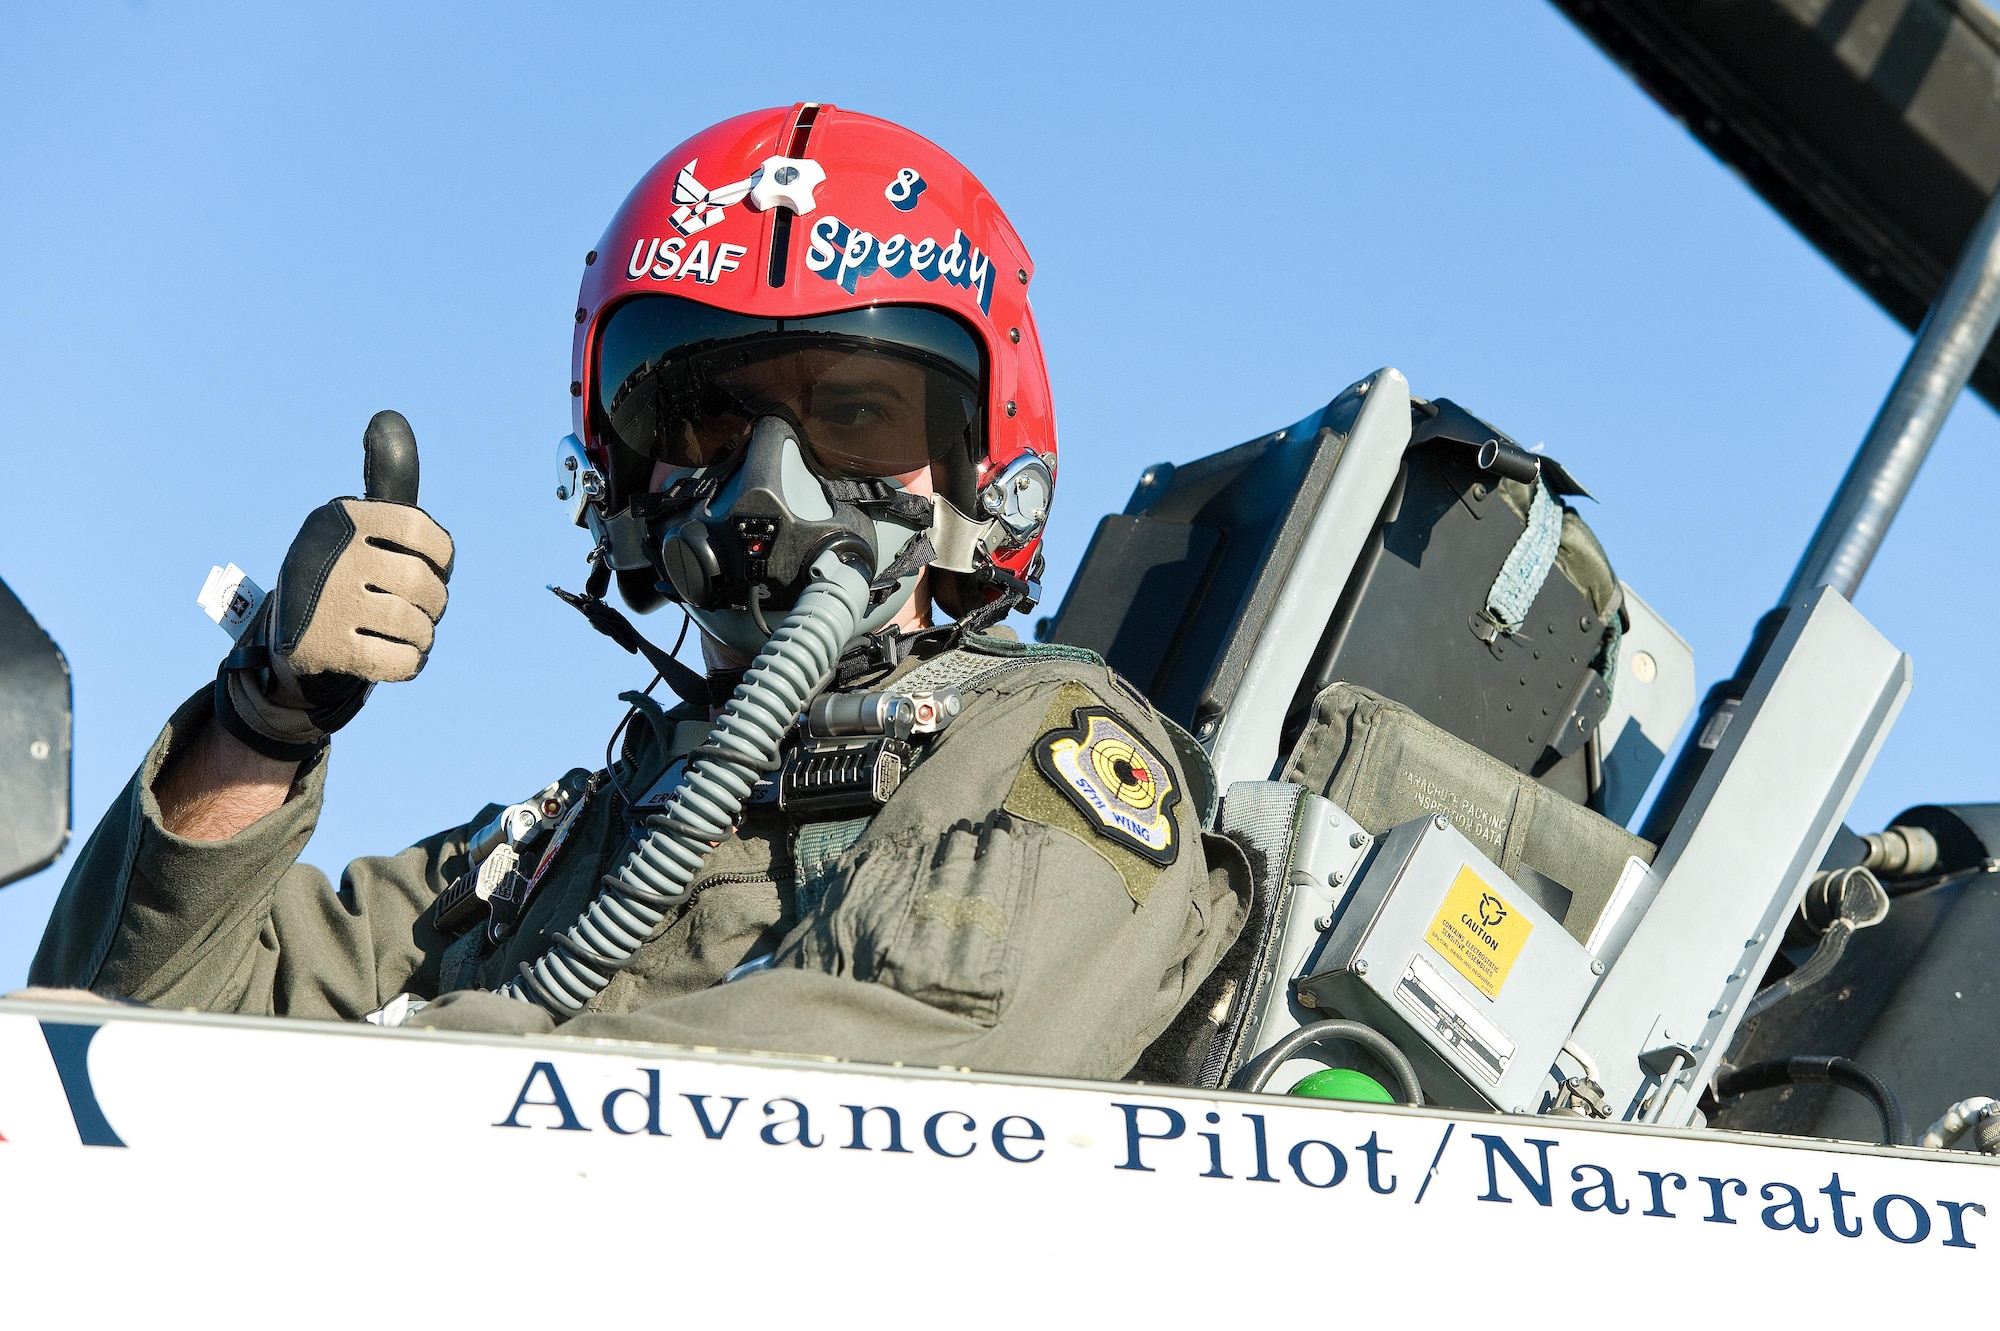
(31, 635, 1249, 1082)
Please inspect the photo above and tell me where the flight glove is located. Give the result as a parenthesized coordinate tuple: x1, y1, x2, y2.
(213, 412, 454, 760)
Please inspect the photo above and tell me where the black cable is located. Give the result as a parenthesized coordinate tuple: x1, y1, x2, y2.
(553, 586, 714, 706)
(1230, 1019, 1425, 1105)
(669, 605, 691, 659)
(587, 606, 695, 813)
(1716, 1056, 1910, 1146)
(601, 674, 663, 811)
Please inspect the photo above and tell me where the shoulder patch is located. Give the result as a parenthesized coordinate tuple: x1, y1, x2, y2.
(1031, 706, 1180, 866)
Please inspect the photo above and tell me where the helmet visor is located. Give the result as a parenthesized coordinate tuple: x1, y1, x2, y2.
(595, 296, 984, 481)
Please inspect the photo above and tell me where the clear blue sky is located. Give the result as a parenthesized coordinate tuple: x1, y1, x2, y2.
(4, 2, 1996, 989)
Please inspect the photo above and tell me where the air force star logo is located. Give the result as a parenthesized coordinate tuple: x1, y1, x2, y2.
(671, 155, 826, 237)
(670, 159, 755, 236)
(1034, 707, 1179, 865)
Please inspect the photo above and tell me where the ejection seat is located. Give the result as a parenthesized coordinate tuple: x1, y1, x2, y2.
(1037, 369, 1698, 1096)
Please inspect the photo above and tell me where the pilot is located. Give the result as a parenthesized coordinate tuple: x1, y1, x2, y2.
(31, 105, 1249, 1082)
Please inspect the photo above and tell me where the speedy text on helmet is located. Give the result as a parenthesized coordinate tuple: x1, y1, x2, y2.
(805, 216, 998, 314)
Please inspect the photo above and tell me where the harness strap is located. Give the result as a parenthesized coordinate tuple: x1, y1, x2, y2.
(893, 637, 1100, 696)
(1484, 477, 1563, 634)
(870, 532, 937, 599)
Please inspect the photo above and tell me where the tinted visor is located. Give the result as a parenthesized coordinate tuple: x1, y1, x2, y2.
(595, 296, 984, 481)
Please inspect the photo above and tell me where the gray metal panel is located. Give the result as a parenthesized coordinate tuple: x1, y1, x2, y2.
(1300, 815, 1600, 1112)
(1046, 377, 1400, 733)
(1569, 588, 1911, 1125)
(1233, 788, 1375, 1090)
(0, 578, 70, 888)
(1550, 0, 2000, 411)
(1595, 582, 1697, 826)
(1206, 370, 1411, 788)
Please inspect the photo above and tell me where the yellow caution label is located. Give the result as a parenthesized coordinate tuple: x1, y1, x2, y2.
(1425, 865, 1532, 999)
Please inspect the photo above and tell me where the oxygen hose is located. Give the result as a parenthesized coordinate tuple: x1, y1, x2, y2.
(1716, 1056, 1911, 1147)
(498, 550, 872, 1015)
(1232, 1020, 1425, 1106)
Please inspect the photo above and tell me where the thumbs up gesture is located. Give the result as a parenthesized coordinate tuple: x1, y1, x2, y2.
(214, 412, 455, 760)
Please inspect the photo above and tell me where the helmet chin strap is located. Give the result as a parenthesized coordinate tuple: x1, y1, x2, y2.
(956, 573, 1033, 634)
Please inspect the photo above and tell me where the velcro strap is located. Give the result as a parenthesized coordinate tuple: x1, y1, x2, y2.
(833, 627, 915, 687)
(822, 478, 936, 527)
(871, 531, 937, 594)
(222, 643, 271, 673)
(1485, 477, 1562, 633)
(211, 663, 325, 763)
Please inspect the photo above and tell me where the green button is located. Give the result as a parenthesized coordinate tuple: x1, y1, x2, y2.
(1288, 1067, 1393, 1103)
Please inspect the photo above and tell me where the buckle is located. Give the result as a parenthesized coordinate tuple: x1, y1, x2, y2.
(779, 736, 914, 818)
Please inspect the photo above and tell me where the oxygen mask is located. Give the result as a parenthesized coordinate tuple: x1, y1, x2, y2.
(642, 405, 943, 656)
(652, 413, 890, 644)
(599, 302, 980, 657)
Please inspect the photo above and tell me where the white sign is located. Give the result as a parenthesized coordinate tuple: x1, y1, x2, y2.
(0, 1002, 1989, 1324)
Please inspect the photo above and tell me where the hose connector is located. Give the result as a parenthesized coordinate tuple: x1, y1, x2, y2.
(1859, 824, 1939, 879)
(1919, 1096, 2000, 1154)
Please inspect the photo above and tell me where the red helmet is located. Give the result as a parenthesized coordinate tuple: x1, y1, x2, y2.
(570, 103, 1054, 621)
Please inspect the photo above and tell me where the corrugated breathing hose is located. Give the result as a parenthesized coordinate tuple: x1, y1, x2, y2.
(498, 550, 872, 1016)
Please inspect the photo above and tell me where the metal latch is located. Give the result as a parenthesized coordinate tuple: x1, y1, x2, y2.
(432, 774, 585, 937)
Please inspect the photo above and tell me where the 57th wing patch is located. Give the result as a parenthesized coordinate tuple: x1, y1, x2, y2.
(1032, 706, 1180, 866)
